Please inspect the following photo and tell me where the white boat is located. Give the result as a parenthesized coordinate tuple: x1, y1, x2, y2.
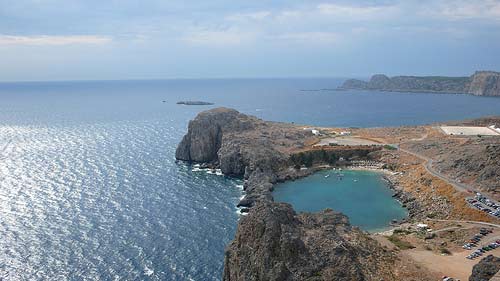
(325, 174, 330, 178)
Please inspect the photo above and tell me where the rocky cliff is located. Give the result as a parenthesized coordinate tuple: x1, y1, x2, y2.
(469, 255, 500, 281)
(176, 108, 406, 281)
(340, 71, 500, 96)
(223, 202, 395, 281)
(468, 71, 500, 96)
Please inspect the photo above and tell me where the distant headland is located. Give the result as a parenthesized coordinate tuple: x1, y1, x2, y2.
(339, 71, 500, 97)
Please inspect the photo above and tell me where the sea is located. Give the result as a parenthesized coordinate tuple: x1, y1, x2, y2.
(1, 78, 500, 280)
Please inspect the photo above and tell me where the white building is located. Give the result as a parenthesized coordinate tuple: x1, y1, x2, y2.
(303, 127, 321, 136)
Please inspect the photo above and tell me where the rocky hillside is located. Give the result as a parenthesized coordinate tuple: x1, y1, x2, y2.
(340, 71, 500, 96)
(223, 202, 396, 281)
(469, 255, 500, 281)
(402, 118, 500, 196)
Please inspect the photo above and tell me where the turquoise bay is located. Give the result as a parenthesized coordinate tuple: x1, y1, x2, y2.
(273, 170, 408, 232)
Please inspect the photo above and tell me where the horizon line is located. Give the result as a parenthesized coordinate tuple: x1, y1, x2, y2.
(0, 75, 363, 84)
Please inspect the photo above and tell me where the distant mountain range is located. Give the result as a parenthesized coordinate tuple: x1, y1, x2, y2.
(340, 71, 500, 97)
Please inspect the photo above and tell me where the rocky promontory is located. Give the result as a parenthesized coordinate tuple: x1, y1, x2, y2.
(176, 108, 415, 280)
(176, 107, 381, 207)
(176, 107, 309, 204)
(340, 71, 500, 96)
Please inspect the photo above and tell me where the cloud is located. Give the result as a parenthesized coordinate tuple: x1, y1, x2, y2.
(316, 3, 393, 18)
(225, 11, 271, 22)
(429, 0, 500, 21)
(0, 35, 112, 46)
(181, 29, 257, 46)
(276, 32, 339, 44)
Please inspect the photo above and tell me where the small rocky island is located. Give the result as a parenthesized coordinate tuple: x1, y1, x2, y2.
(176, 101, 214, 105)
(340, 71, 500, 96)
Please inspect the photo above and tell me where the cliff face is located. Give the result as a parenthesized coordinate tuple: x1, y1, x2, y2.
(469, 255, 500, 281)
(340, 71, 500, 96)
(175, 108, 256, 163)
(468, 71, 500, 96)
(223, 202, 395, 281)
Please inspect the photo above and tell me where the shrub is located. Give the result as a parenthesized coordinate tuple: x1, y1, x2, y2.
(387, 235, 415, 250)
(440, 248, 451, 255)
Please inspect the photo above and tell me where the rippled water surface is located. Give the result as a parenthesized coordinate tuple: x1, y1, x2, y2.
(0, 79, 499, 280)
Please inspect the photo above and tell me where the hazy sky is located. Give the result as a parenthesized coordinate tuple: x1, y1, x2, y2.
(1, 0, 499, 81)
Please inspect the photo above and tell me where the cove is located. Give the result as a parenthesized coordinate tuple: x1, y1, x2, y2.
(273, 169, 407, 232)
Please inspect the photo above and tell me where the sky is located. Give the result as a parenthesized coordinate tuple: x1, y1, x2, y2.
(0, 0, 499, 81)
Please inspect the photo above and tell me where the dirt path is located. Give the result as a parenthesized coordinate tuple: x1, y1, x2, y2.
(428, 218, 500, 228)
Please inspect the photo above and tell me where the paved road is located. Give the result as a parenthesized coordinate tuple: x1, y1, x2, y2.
(399, 143, 500, 219)
(398, 146, 469, 193)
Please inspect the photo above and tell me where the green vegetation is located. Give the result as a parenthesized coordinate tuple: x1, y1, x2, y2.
(387, 234, 415, 250)
(382, 163, 398, 171)
(290, 150, 339, 167)
(393, 228, 412, 235)
(426, 212, 437, 219)
(289, 148, 377, 167)
(418, 76, 469, 82)
(440, 248, 451, 255)
(383, 144, 397, 150)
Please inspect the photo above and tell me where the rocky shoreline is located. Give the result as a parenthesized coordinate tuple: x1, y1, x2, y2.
(176, 108, 421, 280)
(382, 175, 420, 220)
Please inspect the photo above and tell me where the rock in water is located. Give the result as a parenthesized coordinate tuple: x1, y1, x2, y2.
(176, 101, 214, 105)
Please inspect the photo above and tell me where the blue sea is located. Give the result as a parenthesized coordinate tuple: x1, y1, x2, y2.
(1, 78, 499, 280)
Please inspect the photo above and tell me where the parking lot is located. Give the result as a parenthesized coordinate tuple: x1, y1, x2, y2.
(466, 192, 500, 219)
(463, 227, 500, 260)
